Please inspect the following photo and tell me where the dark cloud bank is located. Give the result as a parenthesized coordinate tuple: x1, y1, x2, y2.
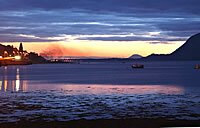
(0, 0, 199, 43)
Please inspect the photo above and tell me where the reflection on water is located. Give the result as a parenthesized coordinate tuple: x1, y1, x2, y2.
(0, 66, 184, 94)
(0, 79, 184, 94)
(0, 64, 200, 122)
(26, 84, 184, 95)
(0, 67, 27, 92)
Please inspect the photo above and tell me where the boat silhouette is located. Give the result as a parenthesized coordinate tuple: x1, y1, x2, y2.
(132, 64, 144, 69)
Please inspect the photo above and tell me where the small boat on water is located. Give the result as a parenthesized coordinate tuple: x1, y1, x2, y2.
(132, 64, 144, 69)
(194, 64, 200, 69)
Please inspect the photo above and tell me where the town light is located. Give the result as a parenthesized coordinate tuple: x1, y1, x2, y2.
(14, 56, 21, 60)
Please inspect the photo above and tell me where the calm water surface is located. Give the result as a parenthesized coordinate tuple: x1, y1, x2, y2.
(0, 61, 200, 122)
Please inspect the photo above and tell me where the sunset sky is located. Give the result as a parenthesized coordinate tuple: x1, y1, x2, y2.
(0, 0, 200, 58)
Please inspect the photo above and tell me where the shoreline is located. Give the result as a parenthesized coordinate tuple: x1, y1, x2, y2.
(0, 119, 199, 128)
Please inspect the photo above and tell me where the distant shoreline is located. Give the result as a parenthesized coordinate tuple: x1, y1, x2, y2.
(0, 118, 199, 128)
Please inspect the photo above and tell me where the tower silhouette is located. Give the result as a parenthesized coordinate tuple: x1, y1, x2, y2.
(19, 43, 23, 52)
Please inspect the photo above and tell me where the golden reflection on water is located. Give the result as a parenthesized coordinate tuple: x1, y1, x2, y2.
(0, 67, 27, 92)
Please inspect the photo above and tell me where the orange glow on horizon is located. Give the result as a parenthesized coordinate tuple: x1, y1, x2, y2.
(2, 40, 184, 58)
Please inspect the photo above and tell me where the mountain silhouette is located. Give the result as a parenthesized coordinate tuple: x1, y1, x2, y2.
(144, 33, 200, 61)
(129, 54, 143, 59)
(170, 33, 200, 60)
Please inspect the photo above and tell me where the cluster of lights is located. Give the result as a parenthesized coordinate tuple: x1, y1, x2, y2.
(1, 50, 28, 60)
(14, 56, 21, 60)
(0, 43, 28, 61)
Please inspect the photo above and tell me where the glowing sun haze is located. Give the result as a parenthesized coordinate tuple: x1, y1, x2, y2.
(0, 0, 200, 58)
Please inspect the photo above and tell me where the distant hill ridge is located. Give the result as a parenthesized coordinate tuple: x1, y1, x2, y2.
(129, 54, 143, 59)
(144, 33, 200, 61)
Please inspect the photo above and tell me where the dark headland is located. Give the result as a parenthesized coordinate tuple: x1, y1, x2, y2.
(142, 33, 200, 61)
(0, 43, 46, 65)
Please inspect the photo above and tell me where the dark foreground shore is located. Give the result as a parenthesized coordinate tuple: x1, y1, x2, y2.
(0, 119, 199, 128)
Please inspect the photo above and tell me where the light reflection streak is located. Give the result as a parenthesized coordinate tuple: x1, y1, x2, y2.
(15, 68, 20, 91)
(0, 66, 27, 92)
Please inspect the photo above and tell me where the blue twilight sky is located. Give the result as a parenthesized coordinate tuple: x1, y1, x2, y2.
(0, 0, 200, 57)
